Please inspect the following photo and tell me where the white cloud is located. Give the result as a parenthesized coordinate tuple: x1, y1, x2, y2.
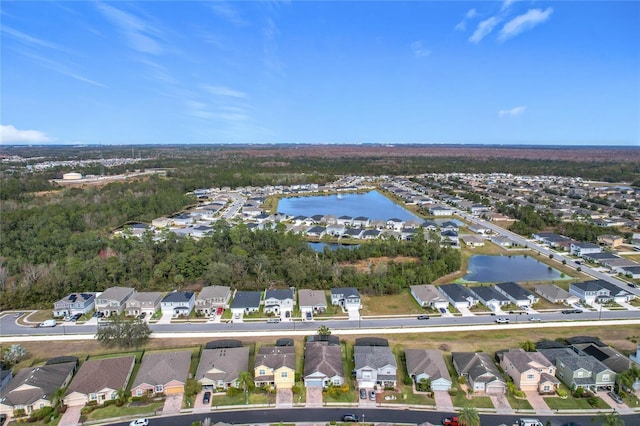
(469, 16, 501, 44)
(210, 2, 249, 26)
(203, 85, 248, 99)
(19, 51, 107, 87)
(95, 2, 163, 55)
(2, 26, 66, 51)
(498, 106, 526, 118)
(499, 8, 553, 41)
(411, 40, 431, 58)
(455, 8, 478, 32)
(466, 8, 478, 19)
(0, 125, 54, 144)
(501, 0, 518, 11)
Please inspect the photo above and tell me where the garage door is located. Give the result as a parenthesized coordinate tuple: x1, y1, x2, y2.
(305, 379, 324, 387)
(165, 386, 184, 395)
(431, 383, 450, 391)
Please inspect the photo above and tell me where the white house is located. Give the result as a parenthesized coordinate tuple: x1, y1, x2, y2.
(263, 288, 295, 318)
(160, 291, 195, 317)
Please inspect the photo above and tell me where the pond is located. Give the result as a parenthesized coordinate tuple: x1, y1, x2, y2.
(461, 255, 566, 283)
(277, 190, 422, 222)
(308, 242, 360, 252)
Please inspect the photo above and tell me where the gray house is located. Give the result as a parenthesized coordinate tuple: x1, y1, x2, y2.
(354, 345, 397, 389)
(404, 349, 452, 391)
(468, 286, 510, 311)
(330, 288, 361, 310)
(195, 347, 250, 390)
(53, 293, 96, 317)
(452, 352, 506, 395)
(264, 288, 295, 316)
(410, 285, 449, 311)
(95, 287, 135, 317)
(494, 282, 539, 307)
(298, 290, 327, 317)
(131, 351, 191, 396)
(539, 347, 616, 392)
(438, 284, 478, 309)
(125, 292, 163, 317)
(304, 341, 344, 388)
(160, 291, 195, 317)
(230, 291, 262, 315)
(195, 286, 232, 315)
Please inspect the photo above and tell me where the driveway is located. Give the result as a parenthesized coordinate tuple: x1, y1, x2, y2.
(193, 389, 210, 411)
(489, 394, 512, 414)
(524, 390, 552, 415)
(457, 306, 475, 317)
(157, 312, 173, 325)
(305, 386, 323, 407)
(162, 393, 183, 414)
(433, 390, 454, 411)
(58, 405, 82, 426)
(276, 388, 293, 408)
(600, 391, 634, 414)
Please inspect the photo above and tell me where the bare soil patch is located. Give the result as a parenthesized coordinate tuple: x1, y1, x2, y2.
(340, 256, 418, 273)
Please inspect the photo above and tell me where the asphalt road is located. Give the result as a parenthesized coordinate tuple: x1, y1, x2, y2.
(105, 407, 640, 426)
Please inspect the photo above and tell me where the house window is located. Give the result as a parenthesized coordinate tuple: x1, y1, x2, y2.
(577, 371, 583, 378)
(602, 374, 610, 381)
(333, 378, 341, 385)
(281, 372, 288, 378)
(543, 385, 550, 392)
(89, 393, 97, 401)
(155, 385, 163, 393)
(259, 369, 266, 376)
(136, 389, 143, 397)
(110, 392, 117, 400)
(526, 374, 535, 380)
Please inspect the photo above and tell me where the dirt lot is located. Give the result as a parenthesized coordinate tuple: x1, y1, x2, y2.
(340, 256, 418, 273)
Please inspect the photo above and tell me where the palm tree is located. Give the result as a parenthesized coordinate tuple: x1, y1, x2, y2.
(238, 371, 253, 404)
(593, 412, 625, 426)
(317, 325, 331, 336)
(458, 404, 481, 426)
(52, 387, 66, 408)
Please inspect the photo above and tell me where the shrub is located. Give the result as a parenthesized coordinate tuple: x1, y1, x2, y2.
(291, 385, 301, 395)
(403, 376, 413, 386)
(587, 397, 599, 407)
(226, 387, 241, 396)
(448, 389, 458, 397)
(458, 376, 466, 385)
(556, 388, 568, 398)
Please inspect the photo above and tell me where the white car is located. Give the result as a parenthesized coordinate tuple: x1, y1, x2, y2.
(129, 419, 149, 426)
(529, 317, 542, 322)
(495, 317, 510, 324)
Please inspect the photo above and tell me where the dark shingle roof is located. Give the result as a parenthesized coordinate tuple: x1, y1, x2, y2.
(230, 291, 262, 309)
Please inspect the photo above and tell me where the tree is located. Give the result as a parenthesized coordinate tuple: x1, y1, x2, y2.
(184, 378, 202, 398)
(457, 404, 480, 426)
(593, 412, 625, 426)
(238, 371, 253, 404)
(521, 340, 536, 352)
(317, 325, 331, 336)
(95, 317, 151, 349)
(2, 344, 27, 365)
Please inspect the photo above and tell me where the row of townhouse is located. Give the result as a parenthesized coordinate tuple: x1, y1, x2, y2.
(410, 281, 539, 312)
(55, 286, 363, 320)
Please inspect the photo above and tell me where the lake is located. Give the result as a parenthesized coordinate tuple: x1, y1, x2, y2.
(277, 191, 422, 222)
(461, 255, 565, 283)
(308, 242, 360, 252)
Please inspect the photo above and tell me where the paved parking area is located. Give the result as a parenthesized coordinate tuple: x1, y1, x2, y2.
(457, 306, 475, 317)
(489, 394, 512, 414)
(358, 388, 377, 407)
(193, 389, 211, 411)
(305, 386, 323, 407)
(162, 393, 183, 414)
(433, 390, 454, 411)
(58, 405, 82, 426)
(524, 391, 552, 415)
(276, 388, 293, 408)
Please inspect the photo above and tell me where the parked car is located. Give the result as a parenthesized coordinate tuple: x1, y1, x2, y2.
(128, 419, 149, 426)
(608, 391, 624, 404)
(341, 414, 358, 422)
(628, 283, 638, 288)
(529, 317, 541, 322)
(216, 307, 224, 315)
(562, 309, 582, 314)
(63, 316, 71, 322)
(417, 315, 430, 320)
(495, 317, 510, 324)
(138, 312, 146, 319)
(71, 313, 82, 322)
(39, 319, 56, 328)
(306, 312, 312, 320)
(267, 318, 281, 323)
(359, 388, 367, 399)
(202, 391, 211, 404)
(439, 308, 447, 314)
(369, 390, 376, 401)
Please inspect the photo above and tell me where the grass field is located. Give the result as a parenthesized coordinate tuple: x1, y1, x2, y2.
(361, 291, 425, 316)
(544, 396, 610, 410)
(85, 402, 163, 421)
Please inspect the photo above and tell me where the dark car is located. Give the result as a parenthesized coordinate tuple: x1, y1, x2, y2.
(138, 312, 146, 319)
(0, 413, 7, 426)
(341, 414, 358, 422)
(562, 309, 582, 314)
(71, 313, 82, 322)
(359, 388, 367, 399)
(417, 315, 430, 320)
(439, 308, 447, 314)
(202, 391, 211, 404)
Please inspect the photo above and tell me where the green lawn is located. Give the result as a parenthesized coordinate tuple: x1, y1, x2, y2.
(452, 392, 494, 409)
(211, 391, 274, 406)
(544, 396, 610, 410)
(505, 393, 533, 410)
(85, 402, 163, 421)
(381, 388, 435, 406)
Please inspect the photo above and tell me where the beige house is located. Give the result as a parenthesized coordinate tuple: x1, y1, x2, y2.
(131, 351, 191, 396)
(64, 356, 135, 406)
(195, 286, 232, 315)
(597, 234, 623, 248)
(254, 346, 295, 389)
(196, 347, 250, 390)
(499, 349, 559, 393)
(125, 292, 163, 317)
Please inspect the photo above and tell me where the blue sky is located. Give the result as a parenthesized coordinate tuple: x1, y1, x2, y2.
(1, 1, 638, 145)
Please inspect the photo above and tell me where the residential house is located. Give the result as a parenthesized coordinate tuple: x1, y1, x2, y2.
(94, 287, 135, 317)
(386, 218, 404, 231)
(330, 288, 361, 310)
(230, 291, 262, 316)
(305, 226, 326, 238)
(531, 232, 572, 248)
(571, 343, 633, 374)
(344, 228, 364, 239)
(404, 349, 452, 391)
(125, 292, 163, 317)
(362, 229, 381, 239)
(539, 347, 616, 392)
(429, 206, 453, 216)
(160, 291, 195, 317)
(490, 236, 515, 247)
(570, 242, 602, 257)
(569, 280, 633, 304)
(468, 286, 510, 311)
(581, 252, 620, 264)
(196, 347, 250, 390)
(438, 284, 478, 309)
(440, 230, 460, 248)
(353, 216, 370, 228)
(195, 286, 232, 315)
(451, 352, 506, 394)
(254, 346, 296, 389)
(263, 289, 295, 317)
(64, 356, 135, 406)
(494, 282, 539, 308)
(597, 234, 624, 248)
(131, 351, 191, 396)
(620, 266, 640, 279)
(0, 362, 76, 417)
(53, 293, 96, 317)
(337, 215, 353, 226)
(534, 285, 579, 305)
(303, 340, 344, 388)
(409, 285, 449, 311)
(461, 235, 485, 248)
(326, 224, 346, 237)
(499, 349, 559, 393)
(0, 368, 11, 393)
(298, 290, 327, 317)
(354, 344, 398, 389)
